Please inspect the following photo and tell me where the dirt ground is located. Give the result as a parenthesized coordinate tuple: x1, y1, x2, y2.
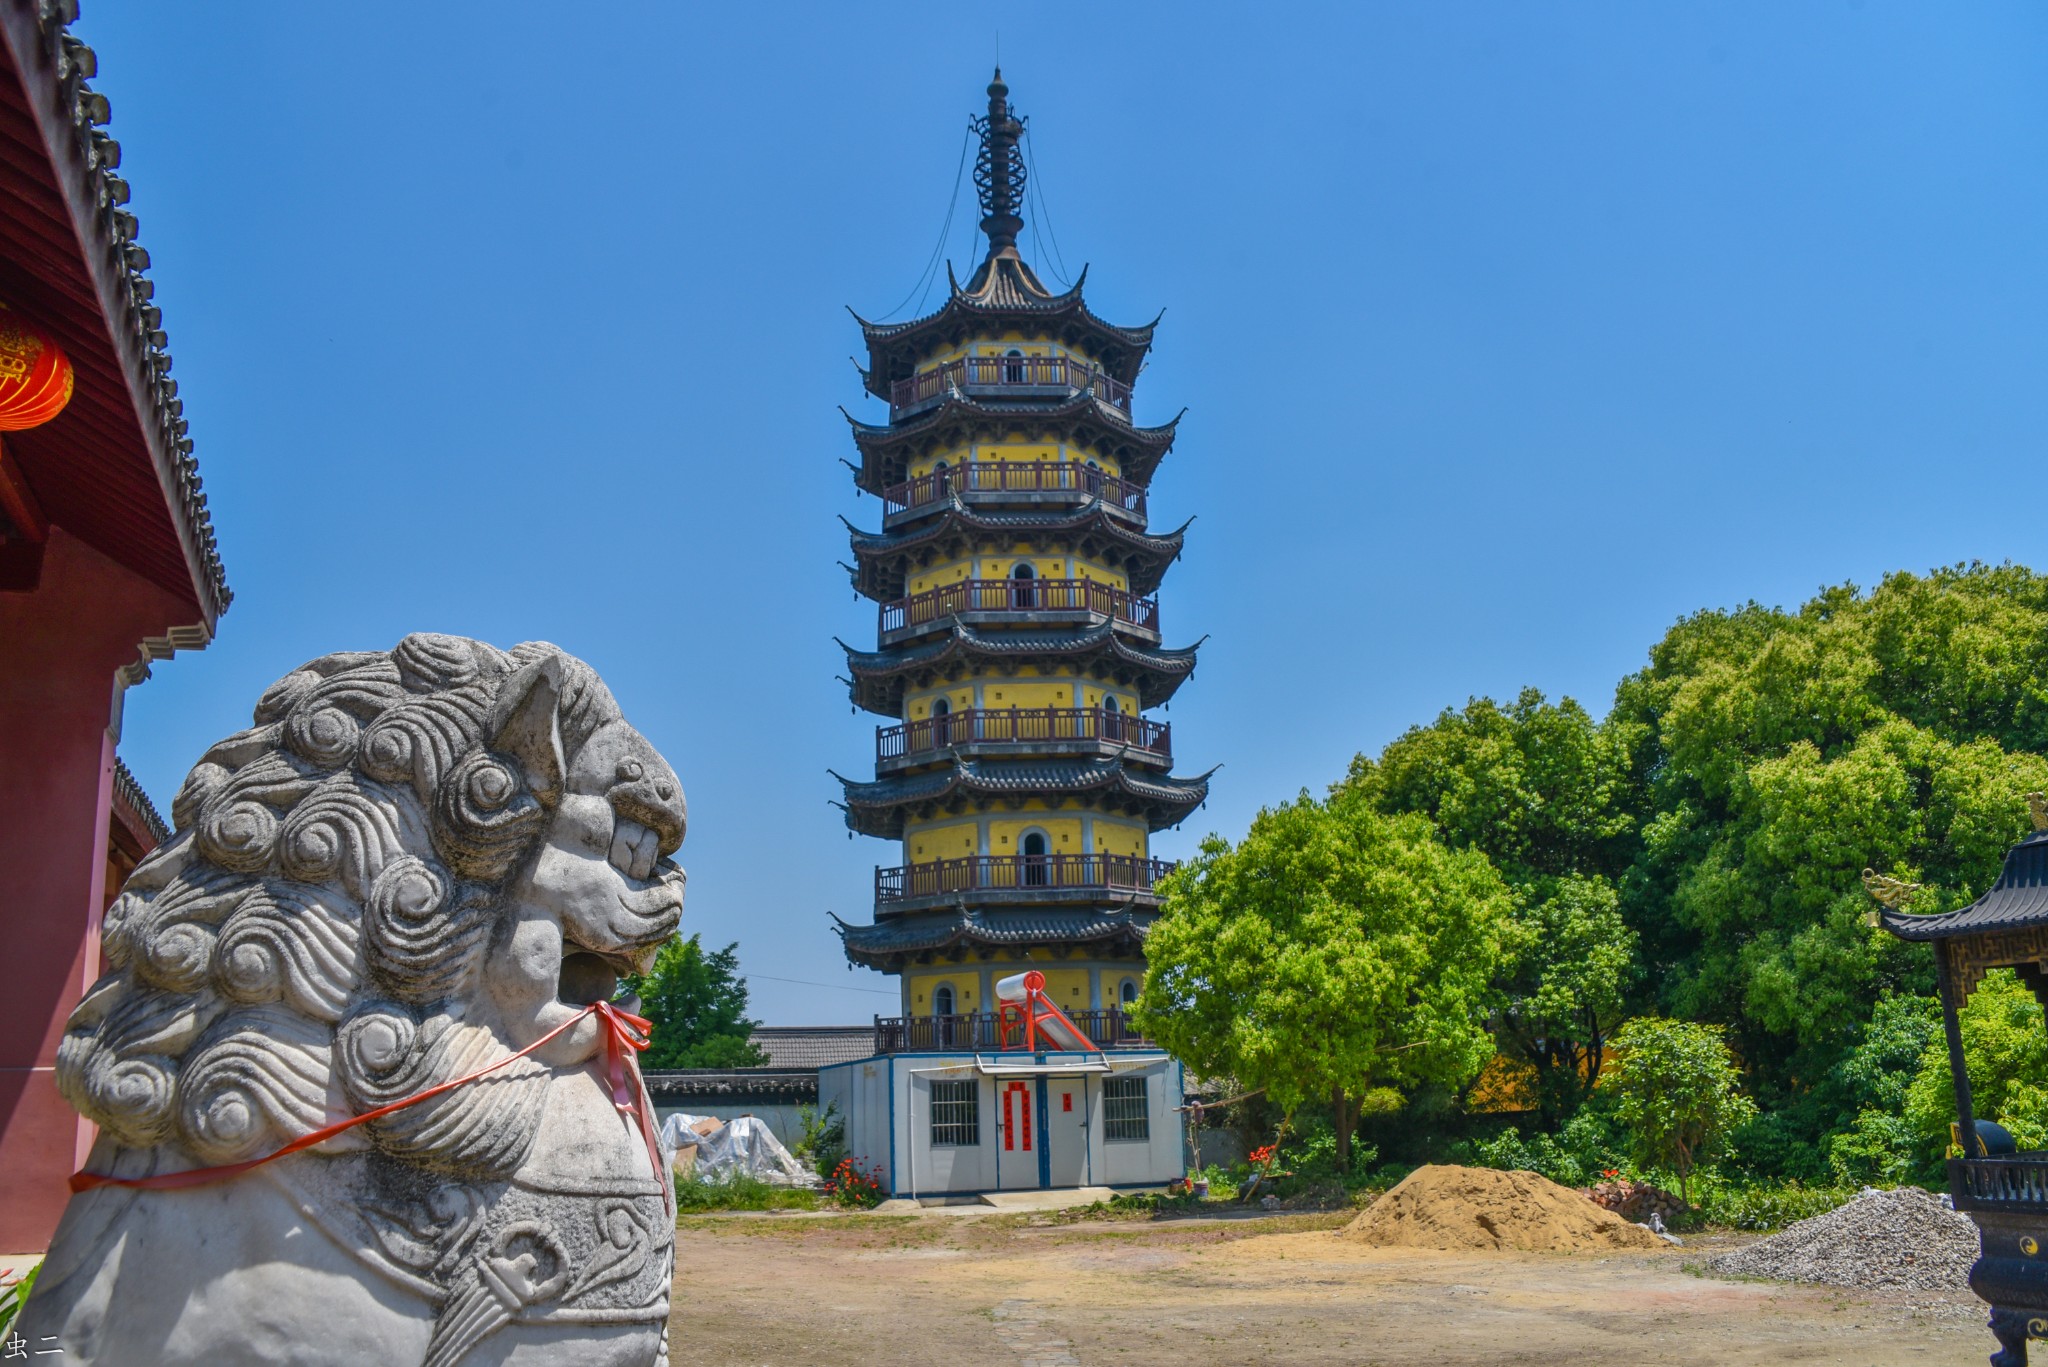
(665, 1209, 1988, 1366)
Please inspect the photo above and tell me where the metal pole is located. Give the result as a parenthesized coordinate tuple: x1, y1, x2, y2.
(1935, 939, 1978, 1153)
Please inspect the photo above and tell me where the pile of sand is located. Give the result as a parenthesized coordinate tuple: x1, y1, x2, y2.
(1343, 1165, 1667, 1252)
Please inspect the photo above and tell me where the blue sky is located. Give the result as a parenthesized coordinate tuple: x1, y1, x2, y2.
(90, 3, 2048, 1023)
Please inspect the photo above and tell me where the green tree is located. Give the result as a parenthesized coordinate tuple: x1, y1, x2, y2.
(1132, 794, 1514, 1170)
(1609, 565, 2048, 1170)
(1822, 993, 1942, 1185)
(617, 934, 766, 1070)
(1341, 691, 1640, 1125)
(1607, 1016, 1758, 1203)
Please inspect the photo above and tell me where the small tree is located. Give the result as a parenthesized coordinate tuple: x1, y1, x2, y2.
(1608, 1017, 1757, 1203)
(618, 934, 767, 1069)
(1132, 794, 1513, 1170)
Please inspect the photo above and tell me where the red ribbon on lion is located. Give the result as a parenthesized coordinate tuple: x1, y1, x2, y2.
(70, 1000, 665, 1194)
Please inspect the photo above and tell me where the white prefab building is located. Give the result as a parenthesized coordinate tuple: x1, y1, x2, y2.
(819, 1049, 1185, 1198)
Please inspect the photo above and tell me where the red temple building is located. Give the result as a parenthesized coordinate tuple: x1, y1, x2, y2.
(0, 1, 229, 1252)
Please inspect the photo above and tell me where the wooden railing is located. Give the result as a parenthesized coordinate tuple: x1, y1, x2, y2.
(1954, 1156, 2048, 1211)
(879, 578, 1158, 636)
(889, 355, 1133, 416)
(874, 1008, 1151, 1054)
(875, 853, 1177, 903)
(878, 706, 1170, 764)
(881, 461, 1148, 520)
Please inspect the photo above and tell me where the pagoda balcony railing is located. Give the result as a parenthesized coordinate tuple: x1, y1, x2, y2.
(888, 355, 1133, 419)
(874, 1008, 1152, 1054)
(874, 853, 1177, 904)
(881, 460, 1148, 521)
(879, 578, 1158, 637)
(878, 706, 1170, 765)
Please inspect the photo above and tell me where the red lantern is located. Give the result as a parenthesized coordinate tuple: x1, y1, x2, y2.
(0, 307, 74, 432)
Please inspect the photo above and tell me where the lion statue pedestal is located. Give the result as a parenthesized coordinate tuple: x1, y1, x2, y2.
(20, 635, 685, 1366)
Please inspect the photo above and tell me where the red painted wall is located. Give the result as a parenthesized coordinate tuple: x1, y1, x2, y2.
(0, 527, 195, 1252)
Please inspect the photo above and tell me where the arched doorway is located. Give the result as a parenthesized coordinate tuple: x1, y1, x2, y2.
(1010, 561, 1038, 610)
(1020, 829, 1049, 886)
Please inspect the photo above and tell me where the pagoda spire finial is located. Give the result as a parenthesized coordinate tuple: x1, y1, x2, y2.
(972, 67, 1027, 257)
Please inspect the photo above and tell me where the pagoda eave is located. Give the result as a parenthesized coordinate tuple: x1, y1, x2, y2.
(844, 501, 1188, 601)
(840, 622, 1202, 716)
(857, 271, 1155, 403)
(847, 395, 1180, 496)
(835, 757, 1213, 840)
(833, 905, 1154, 971)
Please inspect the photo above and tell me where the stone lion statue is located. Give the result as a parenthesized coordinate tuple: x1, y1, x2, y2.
(21, 634, 684, 1367)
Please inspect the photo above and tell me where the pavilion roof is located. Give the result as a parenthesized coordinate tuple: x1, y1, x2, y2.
(830, 756, 1214, 839)
(833, 905, 1152, 968)
(838, 619, 1203, 716)
(0, 5, 227, 629)
(842, 499, 1190, 600)
(1879, 832, 2048, 941)
(844, 392, 1181, 496)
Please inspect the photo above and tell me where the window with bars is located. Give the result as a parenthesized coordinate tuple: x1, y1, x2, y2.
(930, 1079, 980, 1147)
(1103, 1075, 1150, 1142)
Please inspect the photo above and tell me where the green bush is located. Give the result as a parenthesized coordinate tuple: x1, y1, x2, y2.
(793, 1103, 845, 1175)
(672, 1172, 819, 1214)
(1827, 1109, 1928, 1187)
(1679, 1176, 1858, 1231)
(1461, 1104, 1630, 1188)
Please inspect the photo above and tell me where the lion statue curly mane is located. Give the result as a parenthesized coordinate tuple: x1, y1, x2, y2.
(22, 633, 686, 1367)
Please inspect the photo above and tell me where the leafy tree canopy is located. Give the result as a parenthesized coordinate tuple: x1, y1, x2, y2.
(1132, 793, 1514, 1163)
(618, 934, 766, 1070)
(1341, 691, 1639, 1122)
(1607, 1016, 1758, 1202)
(1613, 565, 2048, 1105)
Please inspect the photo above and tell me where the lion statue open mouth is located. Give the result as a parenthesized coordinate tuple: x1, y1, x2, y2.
(21, 634, 685, 1367)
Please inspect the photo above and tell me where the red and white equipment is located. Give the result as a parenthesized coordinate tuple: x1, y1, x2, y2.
(994, 970, 1098, 1052)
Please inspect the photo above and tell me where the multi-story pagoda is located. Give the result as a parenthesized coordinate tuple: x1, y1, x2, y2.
(832, 71, 1211, 1043)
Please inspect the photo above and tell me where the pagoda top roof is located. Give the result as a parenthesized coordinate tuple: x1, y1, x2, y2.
(838, 619, 1203, 716)
(853, 256, 1158, 402)
(843, 499, 1190, 600)
(831, 755, 1215, 839)
(852, 71, 1158, 400)
(833, 905, 1152, 968)
(845, 393, 1181, 495)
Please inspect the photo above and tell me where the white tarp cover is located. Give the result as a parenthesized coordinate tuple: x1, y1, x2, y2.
(659, 1112, 814, 1186)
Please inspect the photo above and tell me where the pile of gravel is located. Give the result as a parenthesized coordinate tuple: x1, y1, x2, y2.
(1705, 1187, 1979, 1292)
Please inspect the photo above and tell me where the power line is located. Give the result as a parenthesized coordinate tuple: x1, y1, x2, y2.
(1024, 121, 1074, 287)
(875, 125, 973, 322)
(744, 972, 898, 997)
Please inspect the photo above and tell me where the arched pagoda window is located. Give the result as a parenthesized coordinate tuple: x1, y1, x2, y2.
(1020, 830, 1049, 885)
(1010, 561, 1038, 609)
(933, 983, 955, 1018)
